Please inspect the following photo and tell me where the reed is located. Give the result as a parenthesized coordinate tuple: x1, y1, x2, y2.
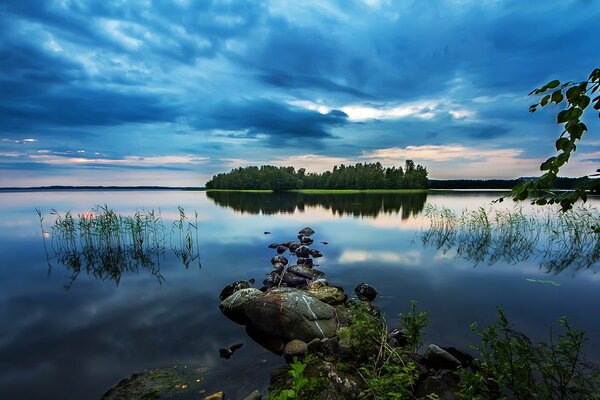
(422, 204, 600, 273)
(37, 205, 201, 288)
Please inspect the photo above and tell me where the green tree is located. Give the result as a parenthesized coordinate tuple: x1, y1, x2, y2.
(511, 67, 600, 211)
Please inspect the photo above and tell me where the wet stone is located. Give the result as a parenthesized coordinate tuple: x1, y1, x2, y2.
(294, 246, 310, 258)
(296, 257, 313, 267)
(283, 339, 308, 363)
(298, 227, 316, 236)
(424, 344, 462, 370)
(271, 255, 288, 266)
(219, 280, 251, 301)
(354, 283, 378, 302)
(276, 246, 287, 254)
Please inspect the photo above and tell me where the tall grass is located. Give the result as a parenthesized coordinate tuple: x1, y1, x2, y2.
(422, 204, 600, 273)
(38, 205, 201, 288)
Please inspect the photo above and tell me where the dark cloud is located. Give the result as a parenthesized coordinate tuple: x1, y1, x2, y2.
(199, 100, 349, 143)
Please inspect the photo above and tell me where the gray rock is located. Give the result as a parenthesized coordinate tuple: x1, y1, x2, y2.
(283, 339, 308, 363)
(219, 288, 263, 324)
(425, 344, 462, 370)
(307, 338, 321, 354)
(243, 288, 337, 342)
(271, 255, 288, 266)
(294, 245, 310, 258)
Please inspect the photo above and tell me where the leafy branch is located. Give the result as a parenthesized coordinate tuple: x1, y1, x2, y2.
(511, 67, 600, 211)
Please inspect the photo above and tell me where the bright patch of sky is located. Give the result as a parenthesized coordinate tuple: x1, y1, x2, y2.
(0, 0, 598, 186)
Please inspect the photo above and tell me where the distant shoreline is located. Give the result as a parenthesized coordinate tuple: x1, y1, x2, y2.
(0, 186, 206, 192)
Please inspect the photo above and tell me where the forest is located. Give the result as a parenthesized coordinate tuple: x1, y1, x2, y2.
(205, 161, 428, 190)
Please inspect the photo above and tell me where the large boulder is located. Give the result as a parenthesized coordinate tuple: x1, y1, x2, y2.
(219, 288, 263, 324)
(243, 288, 337, 342)
(424, 344, 462, 370)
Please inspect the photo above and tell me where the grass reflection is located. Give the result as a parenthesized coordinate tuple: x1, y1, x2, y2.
(422, 204, 600, 273)
(36, 205, 201, 288)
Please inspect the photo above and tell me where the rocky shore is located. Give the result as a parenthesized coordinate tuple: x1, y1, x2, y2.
(212, 227, 480, 400)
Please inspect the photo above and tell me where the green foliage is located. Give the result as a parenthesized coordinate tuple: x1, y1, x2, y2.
(267, 355, 328, 400)
(345, 301, 388, 362)
(399, 300, 428, 355)
(358, 357, 418, 399)
(205, 161, 428, 190)
(511, 67, 600, 211)
(458, 308, 600, 400)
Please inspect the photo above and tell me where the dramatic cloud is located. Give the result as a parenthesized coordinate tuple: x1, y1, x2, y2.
(0, 0, 598, 186)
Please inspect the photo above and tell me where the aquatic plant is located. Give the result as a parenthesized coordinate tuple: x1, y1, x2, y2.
(37, 205, 201, 288)
(421, 204, 600, 273)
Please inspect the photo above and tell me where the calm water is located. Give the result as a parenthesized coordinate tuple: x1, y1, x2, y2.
(1, 190, 599, 399)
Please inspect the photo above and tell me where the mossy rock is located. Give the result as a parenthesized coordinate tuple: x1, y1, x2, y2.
(102, 367, 202, 400)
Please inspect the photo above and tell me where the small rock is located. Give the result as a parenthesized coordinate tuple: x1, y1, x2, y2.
(271, 255, 288, 266)
(388, 327, 409, 347)
(267, 243, 279, 249)
(321, 241, 328, 245)
(309, 249, 323, 258)
(424, 344, 462, 370)
(294, 246, 310, 258)
(203, 391, 225, 400)
(307, 338, 321, 354)
(354, 283, 378, 302)
(276, 245, 287, 254)
(320, 337, 339, 355)
(283, 339, 308, 363)
(296, 257, 313, 267)
(288, 243, 300, 252)
(264, 231, 271, 235)
(219, 281, 251, 301)
(308, 286, 347, 306)
(298, 227, 316, 236)
(272, 262, 284, 270)
(300, 236, 314, 245)
(441, 346, 475, 368)
(242, 389, 262, 400)
(219, 343, 243, 359)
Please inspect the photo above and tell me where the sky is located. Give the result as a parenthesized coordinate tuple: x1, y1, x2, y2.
(0, 0, 599, 187)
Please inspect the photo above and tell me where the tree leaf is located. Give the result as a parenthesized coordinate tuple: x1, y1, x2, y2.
(551, 91, 563, 104)
(546, 80, 560, 89)
(579, 95, 590, 109)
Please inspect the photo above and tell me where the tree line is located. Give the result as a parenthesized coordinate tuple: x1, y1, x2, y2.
(205, 161, 428, 190)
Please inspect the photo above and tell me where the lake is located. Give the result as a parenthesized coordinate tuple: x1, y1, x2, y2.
(1, 189, 599, 399)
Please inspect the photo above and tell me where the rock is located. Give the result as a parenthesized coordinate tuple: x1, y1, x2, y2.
(300, 236, 314, 245)
(321, 241, 328, 245)
(219, 288, 263, 324)
(424, 344, 462, 370)
(271, 255, 288, 266)
(321, 362, 362, 400)
(219, 343, 243, 359)
(441, 346, 475, 368)
(276, 245, 287, 254)
(246, 325, 286, 354)
(281, 271, 309, 287)
(309, 249, 323, 258)
(242, 389, 262, 400)
(287, 265, 325, 281)
(263, 271, 282, 288)
(294, 245, 310, 258)
(102, 367, 194, 400)
(267, 243, 279, 249)
(203, 391, 225, 400)
(308, 286, 347, 306)
(283, 339, 309, 363)
(243, 288, 337, 342)
(288, 243, 300, 252)
(264, 231, 271, 235)
(272, 262, 284, 270)
(307, 338, 321, 354)
(299, 227, 316, 236)
(335, 305, 352, 326)
(320, 337, 339, 355)
(296, 257, 313, 267)
(354, 283, 378, 302)
(219, 280, 251, 301)
(337, 340, 354, 362)
(388, 327, 409, 347)
(414, 370, 460, 400)
(307, 279, 328, 290)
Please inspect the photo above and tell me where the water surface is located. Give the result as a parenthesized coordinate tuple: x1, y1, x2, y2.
(1, 190, 599, 399)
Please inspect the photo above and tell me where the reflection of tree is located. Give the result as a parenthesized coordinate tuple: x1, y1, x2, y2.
(37, 206, 201, 289)
(421, 205, 600, 274)
(206, 191, 428, 219)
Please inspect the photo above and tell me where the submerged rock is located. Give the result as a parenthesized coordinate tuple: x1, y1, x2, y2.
(294, 245, 310, 258)
(102, 367, 194, 400)
(354, 283, 378, 302)
(243, 288, 337, 342)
